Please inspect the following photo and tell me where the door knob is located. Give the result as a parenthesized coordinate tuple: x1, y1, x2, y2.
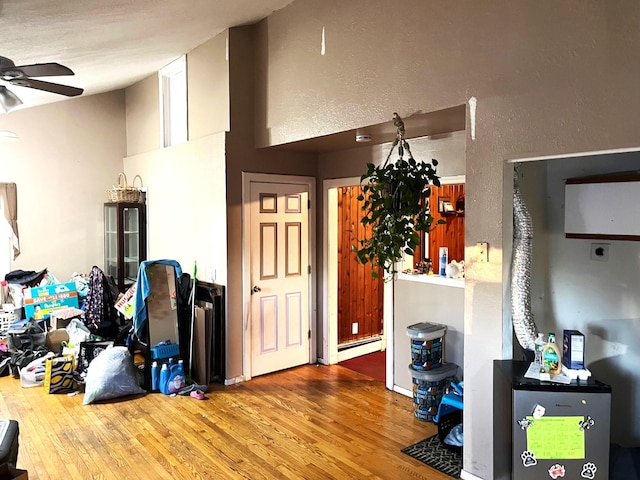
(252, 285, 262, 294)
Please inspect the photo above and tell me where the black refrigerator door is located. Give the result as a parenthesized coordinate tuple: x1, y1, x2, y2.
(512, 389, 611, 480)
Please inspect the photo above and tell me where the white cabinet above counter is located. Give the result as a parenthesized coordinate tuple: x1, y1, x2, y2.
(565, 172, 640, 241)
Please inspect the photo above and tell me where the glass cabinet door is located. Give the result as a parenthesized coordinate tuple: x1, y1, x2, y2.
(104, 202, 146, 292)
(104, 205, 118, 279)
(123, 207, 140, 286)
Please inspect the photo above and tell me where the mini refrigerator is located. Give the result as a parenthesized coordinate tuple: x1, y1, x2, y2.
(494, 360, 611, 480)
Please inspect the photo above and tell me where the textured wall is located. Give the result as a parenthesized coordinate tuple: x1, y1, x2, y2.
(255, 1, 640, 477)
(187, 31, 230, 141)
(125, 74, 160, 156)
(0, 92, 126, 280)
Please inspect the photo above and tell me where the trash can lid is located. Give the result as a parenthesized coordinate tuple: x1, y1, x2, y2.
(409, 362, 459, 381)
(406, 322, 447, 340)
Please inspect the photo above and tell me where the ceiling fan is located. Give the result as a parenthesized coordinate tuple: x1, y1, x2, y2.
(0, 55, 84, 112)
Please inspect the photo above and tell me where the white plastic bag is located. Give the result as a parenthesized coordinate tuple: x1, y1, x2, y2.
(19, 352, 55, 388)
(83, 346, 145, 405)
(65, 318, 91, 355)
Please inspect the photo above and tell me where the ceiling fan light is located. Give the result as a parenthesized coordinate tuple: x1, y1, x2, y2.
(0, 86, 23, 112)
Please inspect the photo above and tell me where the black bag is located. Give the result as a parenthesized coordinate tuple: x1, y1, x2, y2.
(8, 346, 49, 378)
(0, 352, 11, 377)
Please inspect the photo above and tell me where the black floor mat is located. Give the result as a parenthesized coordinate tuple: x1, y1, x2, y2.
(401, 434, 462, 479)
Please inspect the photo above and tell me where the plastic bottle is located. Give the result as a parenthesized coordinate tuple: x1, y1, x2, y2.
(542, 332, 562, 375)
(534, 333, 546, 366)
(151, 361, 159, 391)
(439, 247, 448, 276)
(159, 363, 169, 394)
(167, 359, 186, 394)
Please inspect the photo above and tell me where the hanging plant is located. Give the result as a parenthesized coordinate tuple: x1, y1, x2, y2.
(353, 113, 444, 279)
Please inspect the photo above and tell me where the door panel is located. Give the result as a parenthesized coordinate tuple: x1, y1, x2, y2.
(337, 186, 383, 345)
(250, 182, 310, 376)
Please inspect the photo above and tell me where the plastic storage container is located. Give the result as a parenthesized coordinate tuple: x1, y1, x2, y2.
(406, 322, 447, 371)
(409, 362, 459, 422)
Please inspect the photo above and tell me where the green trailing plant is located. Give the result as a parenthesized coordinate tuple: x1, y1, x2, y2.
(354, 113, 444, 280)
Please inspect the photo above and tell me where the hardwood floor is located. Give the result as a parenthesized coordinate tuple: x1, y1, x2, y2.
(0, 364, 450, 479)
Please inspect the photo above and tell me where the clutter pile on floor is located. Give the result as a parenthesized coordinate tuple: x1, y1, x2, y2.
(0, 266, 207, 404)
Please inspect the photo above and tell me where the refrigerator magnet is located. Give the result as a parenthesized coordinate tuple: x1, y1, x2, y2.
(581, 462, 597, 479)
(520, 450, 537, 467)
(548, 463, 566, 479)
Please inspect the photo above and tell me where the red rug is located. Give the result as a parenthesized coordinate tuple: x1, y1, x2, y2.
(338, 350, 386, 382)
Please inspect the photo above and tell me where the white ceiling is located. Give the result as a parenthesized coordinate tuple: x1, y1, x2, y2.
(0, 0, 295, 111)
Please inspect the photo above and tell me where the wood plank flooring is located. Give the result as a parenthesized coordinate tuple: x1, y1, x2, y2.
(0, 364, 450, 480)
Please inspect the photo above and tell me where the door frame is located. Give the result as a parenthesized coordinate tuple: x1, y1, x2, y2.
(242, 172, 316, 380)
(322, 177, 394, 390)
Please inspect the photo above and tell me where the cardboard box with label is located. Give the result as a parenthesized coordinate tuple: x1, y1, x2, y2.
(562, 329, 585, 370)
(23, 282, 79, 321)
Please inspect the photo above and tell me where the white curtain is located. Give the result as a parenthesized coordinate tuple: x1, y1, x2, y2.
(0, 183, 19, 282)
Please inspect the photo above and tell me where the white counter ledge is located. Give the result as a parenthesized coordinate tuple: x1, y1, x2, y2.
(397, 272, 465, 288)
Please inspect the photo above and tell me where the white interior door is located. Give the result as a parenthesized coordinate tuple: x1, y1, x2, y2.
(250, 181, 310, 376)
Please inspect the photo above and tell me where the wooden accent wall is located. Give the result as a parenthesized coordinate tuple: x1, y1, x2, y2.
(428, 183, 465, 263)
(337, 186, 384, 345)
(414, 183, 465, 267)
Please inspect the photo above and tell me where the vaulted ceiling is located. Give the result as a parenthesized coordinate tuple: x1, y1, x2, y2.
(0, 0, 295, 111)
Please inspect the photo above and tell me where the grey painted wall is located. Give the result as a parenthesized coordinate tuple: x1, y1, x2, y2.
(394, 279, 464, 391)
(521, 152, 640, 447)
(255, 2, 640, 477)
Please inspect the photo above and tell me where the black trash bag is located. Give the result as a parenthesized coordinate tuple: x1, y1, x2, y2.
(0, 351, 11, 377)
(8, 346, 49, 378)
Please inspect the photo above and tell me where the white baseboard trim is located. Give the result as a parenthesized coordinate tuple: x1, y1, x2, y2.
(336, 339, 382, 362)
(224, 375, 245, 386)
(393, 385, 412, 398)
(460, 470, 484, 480)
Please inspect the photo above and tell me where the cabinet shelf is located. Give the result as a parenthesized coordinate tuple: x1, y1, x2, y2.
(104, 202, 147, 292)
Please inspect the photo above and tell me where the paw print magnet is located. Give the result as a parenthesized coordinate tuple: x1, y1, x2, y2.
(581, 462, 597, 479)
(520, 450, 537, 467)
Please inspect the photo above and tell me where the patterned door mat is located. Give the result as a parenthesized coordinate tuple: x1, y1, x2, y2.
(401, 434, 462, 479)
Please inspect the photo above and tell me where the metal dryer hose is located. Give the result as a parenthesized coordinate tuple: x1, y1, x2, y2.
(511, 168, 539, 351)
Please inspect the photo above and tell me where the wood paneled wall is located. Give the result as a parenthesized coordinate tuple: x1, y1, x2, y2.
(428, 183, 465, 263)
(337, 186, 384, 345)
(414, 183, 465, 268)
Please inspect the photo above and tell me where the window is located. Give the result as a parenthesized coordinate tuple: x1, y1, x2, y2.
(159, 56, 187, 147)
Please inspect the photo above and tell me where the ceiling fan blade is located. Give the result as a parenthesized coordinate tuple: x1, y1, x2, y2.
(7, 78, 83, 97)
(3, 62, 75, 78)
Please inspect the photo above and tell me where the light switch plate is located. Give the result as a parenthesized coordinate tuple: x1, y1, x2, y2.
(477, 242, 488, 262)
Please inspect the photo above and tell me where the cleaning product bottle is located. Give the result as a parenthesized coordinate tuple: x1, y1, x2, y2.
(534, 333, 546, 366)
(542, 332, 562, 375)
(167, 359, 186, 394)
(159, 363, 169, 394)
(439, 247, 448, 276)
(151, 361, 159, 391)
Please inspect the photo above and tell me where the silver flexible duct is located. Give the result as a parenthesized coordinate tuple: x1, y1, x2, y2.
(511, 167, 538, 351)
